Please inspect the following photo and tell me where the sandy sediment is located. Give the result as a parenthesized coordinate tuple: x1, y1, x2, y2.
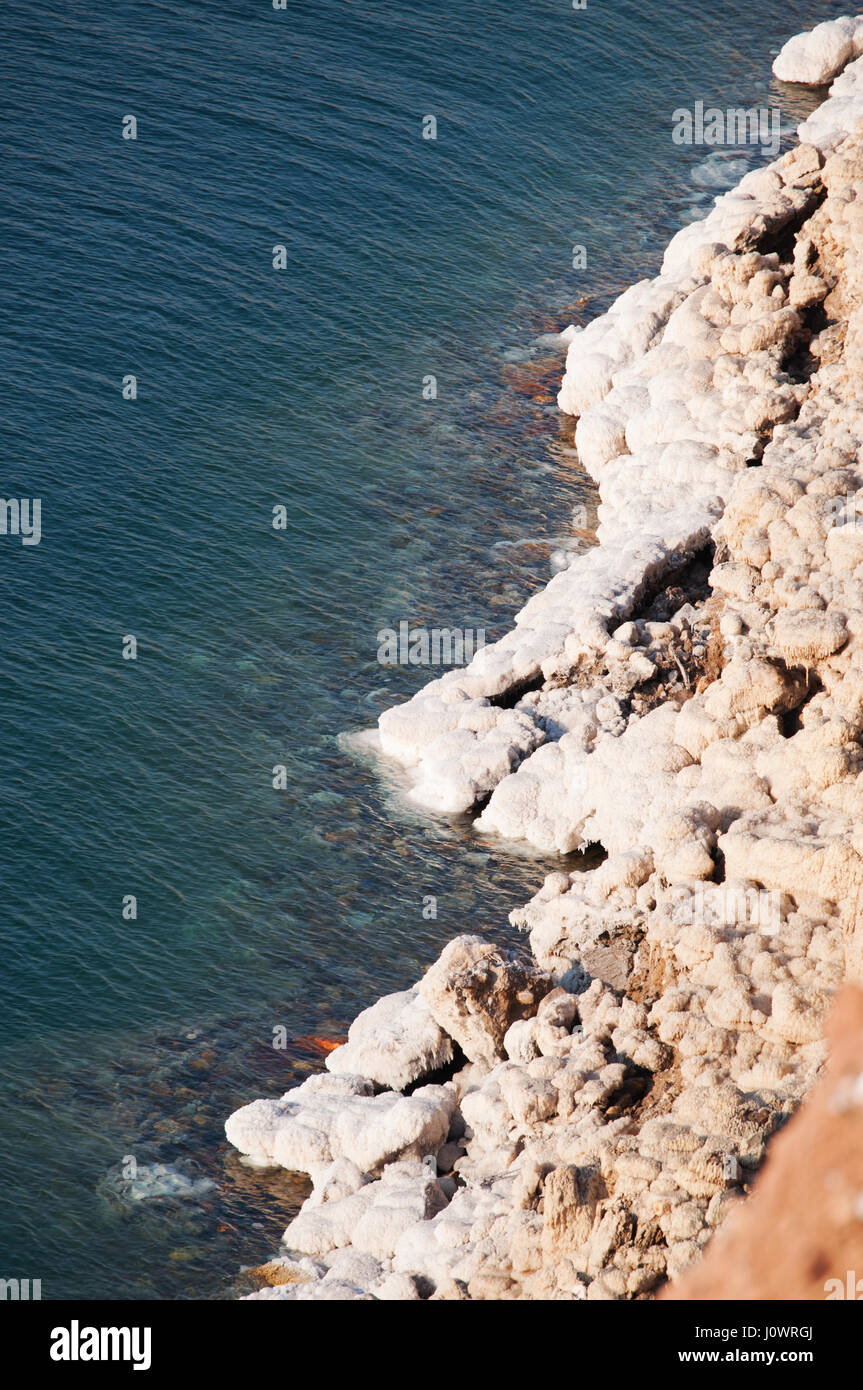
(226, 18, 863, 1300)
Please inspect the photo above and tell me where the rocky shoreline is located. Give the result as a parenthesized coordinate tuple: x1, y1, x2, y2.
(225, 18, 863, 1300)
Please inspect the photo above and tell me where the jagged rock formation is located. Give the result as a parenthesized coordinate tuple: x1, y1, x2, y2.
(226, 20, 863, 1300)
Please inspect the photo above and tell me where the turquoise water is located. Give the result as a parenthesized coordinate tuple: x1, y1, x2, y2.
(0, 0, 832, 1298)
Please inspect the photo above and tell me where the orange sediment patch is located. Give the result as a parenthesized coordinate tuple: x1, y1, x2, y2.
(294, 1035, 345, 1054)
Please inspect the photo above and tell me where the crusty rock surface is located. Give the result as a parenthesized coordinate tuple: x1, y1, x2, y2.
(773, 16, 863, 87)
(325, 988, 454, 1091)
(418, 935, 551, 1067)
(227, 22, 863, 1301)
(664, 986, 863, 1300)
(225, 1072, 456, 1177)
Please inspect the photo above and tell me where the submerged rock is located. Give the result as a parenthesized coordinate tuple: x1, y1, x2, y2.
(103, 1162, 216, 1204)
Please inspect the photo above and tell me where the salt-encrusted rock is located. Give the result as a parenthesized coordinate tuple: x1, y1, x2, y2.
(284, 1185, 377, 1256)
(499, 1068, 559, 1126)
(721, 808, 863, 902)
(377, 681, 547, 814)
(351, 1169, 449, 1259)
(418, 935, 551, 1067)
(225, 1072, 456, 1175)
(322, 1251, 385, 1289)
(226, 1073, 373, 1166)
(769, 981, 830, 1045)
(247, 1278, 376, 1302)
(772, 608, 848, 664)
(773, 17, 863, 87)
(285, 1164, 449, 1259)
(503, 1017, 540, 1064)
(375, 1272, 423, 1301)
(587, 1202, 634, 1273)
(391, 1185, 491, 1288)
(306, 1156, 367, 1207)
(541, 1164, 602, 1260)
(503, 986, 579, 1061)
(326, 988, 454, 1091)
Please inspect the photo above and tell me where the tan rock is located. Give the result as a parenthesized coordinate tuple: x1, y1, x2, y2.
(419, 935, 551, 1066)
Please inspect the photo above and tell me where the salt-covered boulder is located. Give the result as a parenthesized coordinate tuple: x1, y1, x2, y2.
(772, 18, 863, 87)
(498, 1067, 559, 1126)
(351, 1166, 449, 1259)
(375, 1272, 423, 1300)
(306, 1156, 367, 1207)
(772, 608, 848, 664)
(720, 807, 863, 903)
(284, 1162, 449, 1259)
(225, 1071, 456, 1175)
(282, 1184, 377, 1256)
(247, 1278, 375, 1301)
(702, 656, 804, 720)
(326, 988, 454, 1091)
(392, 1181, 503, 1289)
(419, 935, 551, 1067)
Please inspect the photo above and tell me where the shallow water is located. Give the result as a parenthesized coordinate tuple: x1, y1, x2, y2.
(0, 0, 833, 1297)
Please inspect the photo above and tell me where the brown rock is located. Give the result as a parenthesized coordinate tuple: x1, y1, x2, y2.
(418, 935, 551, 1066)
(542, 1164, 602, 1261)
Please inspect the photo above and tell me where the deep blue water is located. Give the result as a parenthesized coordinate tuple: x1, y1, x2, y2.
(0, 0, 835, 1298)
